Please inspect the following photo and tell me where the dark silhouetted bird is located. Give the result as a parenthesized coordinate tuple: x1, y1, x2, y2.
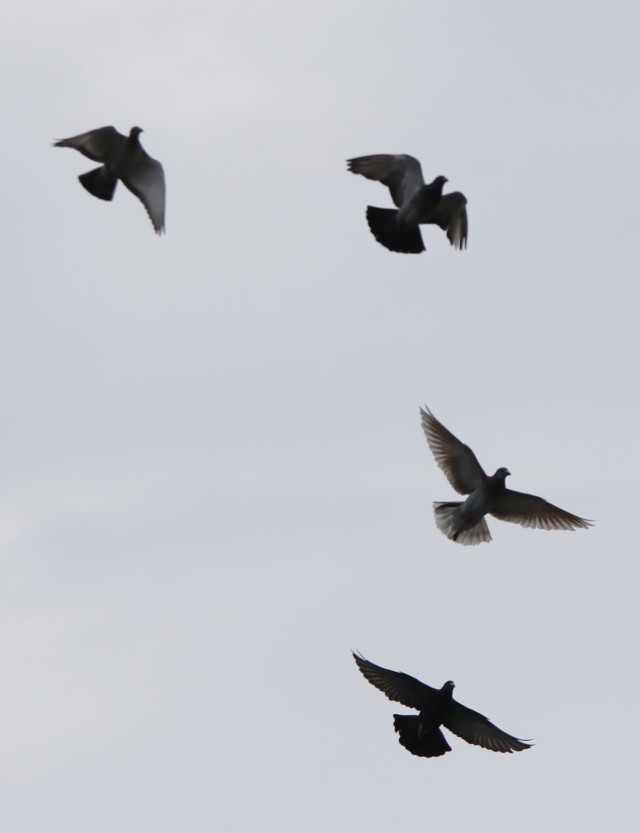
(420, 405, 593, 545)
(353, 652, 531, 757)
(54, 126, 165, 234)
(347, 154, 467, 253)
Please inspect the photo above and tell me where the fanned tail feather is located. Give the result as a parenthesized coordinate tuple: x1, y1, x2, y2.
(433, 502, 492, 545)
(78, 166, 117, 201)
(365, 206, 425, 254)
(393, 715, 451, 757)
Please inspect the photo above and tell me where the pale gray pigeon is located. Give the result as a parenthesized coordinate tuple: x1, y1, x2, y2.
(420, 406, 593, 545)
(347, 154, 467, 253)
(54, 126, 165, 234)
(353, 652, 532, 757)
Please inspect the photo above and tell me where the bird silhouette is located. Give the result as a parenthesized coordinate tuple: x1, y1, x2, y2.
(353, 652, 531, 757)
(347, 154, 467, 253)
(54, 126, 165, 234)
(421, 405, 592, 544)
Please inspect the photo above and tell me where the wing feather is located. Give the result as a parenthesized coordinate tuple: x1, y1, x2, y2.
(444, 699, 532, 753)
(427, 192, 468, 249)
(420, 406, 486, 494)
(53, 126, 126, 163)
(120, 153, 166, 234)
(352, 652, 437, 710)
(491, 489, 592, 530)
(347, 154, 425, 207)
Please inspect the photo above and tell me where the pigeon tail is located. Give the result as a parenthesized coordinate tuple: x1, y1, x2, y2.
(365, 206, 425, 253)
(78, 166, 118, 201)
(393, 715, 451, 757)
(433, 502, 492, 545)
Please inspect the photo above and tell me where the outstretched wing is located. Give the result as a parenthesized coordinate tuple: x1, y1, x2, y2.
(347, 154, 424, 207)
(428, 192, 468, 249)
(491, 489, 593, 530)
(420, 406, 486, 494)
(444, 699, 532, 753)
(120, 152, 166, 234)
(53, 126, 126, 163)
(352, 652, 438, 710)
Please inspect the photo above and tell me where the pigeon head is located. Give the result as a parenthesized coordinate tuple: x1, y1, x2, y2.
(494, 467, 511, 481)
(129, 126, 144, 139)
(427, 175, 448, 193)
(442, 680, 455, 694)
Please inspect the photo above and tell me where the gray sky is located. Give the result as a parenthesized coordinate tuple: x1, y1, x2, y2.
(1, 0, 638, 830)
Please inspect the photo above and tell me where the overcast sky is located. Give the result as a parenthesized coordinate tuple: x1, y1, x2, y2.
(1, 1, 639, 830)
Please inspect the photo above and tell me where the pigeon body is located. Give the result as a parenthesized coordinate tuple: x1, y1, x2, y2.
(353, 652, 531, 757)
(347, 154, 467, 253)
(420, 406, 593, 544)
(54, 126, 165, 234)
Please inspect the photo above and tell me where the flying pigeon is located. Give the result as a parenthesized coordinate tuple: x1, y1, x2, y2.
(54, 126, 165, 234)
(353, 652, 531, 757)
(420, 405, 593, 545)
(346, 154, 467, 253)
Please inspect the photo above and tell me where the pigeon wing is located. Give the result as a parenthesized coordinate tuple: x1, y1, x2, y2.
(428, 192, 468, 249)
(352, 653, 438, 710)
(119, 153, 166, 234)
(53, 126, 126, 163)
(490, 489, 593, 530)
(420, 406, 486, 494)
(444, 699, 532, 753)
(347, 154, 425, 207)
